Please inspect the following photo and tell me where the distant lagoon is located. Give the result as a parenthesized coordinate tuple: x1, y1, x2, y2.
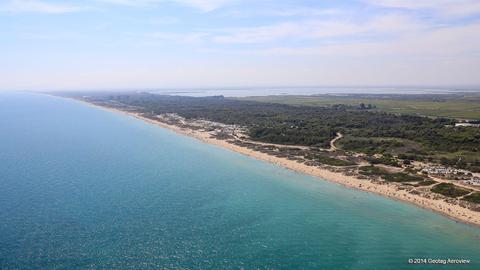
(151, 86, 480, 97)
(0, 92, 479, 269)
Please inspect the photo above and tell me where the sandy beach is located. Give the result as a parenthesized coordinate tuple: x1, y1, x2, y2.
(71, 98, 480, 227)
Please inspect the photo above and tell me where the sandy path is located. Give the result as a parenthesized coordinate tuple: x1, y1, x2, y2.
(329, 132, 343, 151)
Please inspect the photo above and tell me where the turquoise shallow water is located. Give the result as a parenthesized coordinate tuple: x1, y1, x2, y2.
(0, 92, 479, 269)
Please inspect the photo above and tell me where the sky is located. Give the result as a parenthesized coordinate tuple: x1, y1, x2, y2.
(1, 0, 480, 91)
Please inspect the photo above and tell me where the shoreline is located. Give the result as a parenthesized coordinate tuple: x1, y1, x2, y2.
(67, 96, 480, 227)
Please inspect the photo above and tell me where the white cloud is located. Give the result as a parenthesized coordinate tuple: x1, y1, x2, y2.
(212, 14, 423, 44)
(0, 0, 85, 13)
(266, 8, 341, 17)
(2, 0, 480, 89)
(132, 13, 425, 47)
(175, 0, 231, 11)
(19, 32, 85, 40)
(148, 16, 180, 25)
(367, 0, 480, 17)
(136, 31, 210, 45)
(96, 0, 233, 12)
(212, 22, 301, 44)
(255, 22, 480, 59)
(222, 7, 342, 18)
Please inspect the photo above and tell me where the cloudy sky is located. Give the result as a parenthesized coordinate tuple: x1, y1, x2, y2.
(1, 0, 480, 90)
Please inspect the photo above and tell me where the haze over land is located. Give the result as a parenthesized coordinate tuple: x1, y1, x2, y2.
(2, 0, 480, 91)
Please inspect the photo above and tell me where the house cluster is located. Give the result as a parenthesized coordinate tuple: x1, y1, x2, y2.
(454, 122, 480, 128)
(465, 178, 480, 186)
(421, 166, 471, 176)
(157, 113, 246, 137)
(421, 166, 480, 184)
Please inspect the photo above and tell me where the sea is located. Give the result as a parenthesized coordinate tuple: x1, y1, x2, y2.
(0, 92, 479, 269)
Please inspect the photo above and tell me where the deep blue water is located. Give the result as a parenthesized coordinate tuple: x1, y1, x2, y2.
(0, 92, 479, 269)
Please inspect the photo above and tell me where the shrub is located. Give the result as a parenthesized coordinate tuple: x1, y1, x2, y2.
(431, 183, 471, 198)
(383, 173, 423, 182)
(416, 180, 437, 186)
(462, 192, 480, 204)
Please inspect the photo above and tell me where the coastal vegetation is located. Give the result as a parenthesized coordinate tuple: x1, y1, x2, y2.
(75, 92, 480, 172)
(304, 153, 356, 166)
(365, 154, 401, 167)
(415, 179, 437, 186)
(431, 183, 471, 198)
(239, 93, 480, 120)
(359, 166, 424, 182)
(359, 165, 389, 176)
(462, 192, 480, 204)
(339, 137, 406, 155)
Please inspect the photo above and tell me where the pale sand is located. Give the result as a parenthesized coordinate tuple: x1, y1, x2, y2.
(72, 98, 480, 227)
